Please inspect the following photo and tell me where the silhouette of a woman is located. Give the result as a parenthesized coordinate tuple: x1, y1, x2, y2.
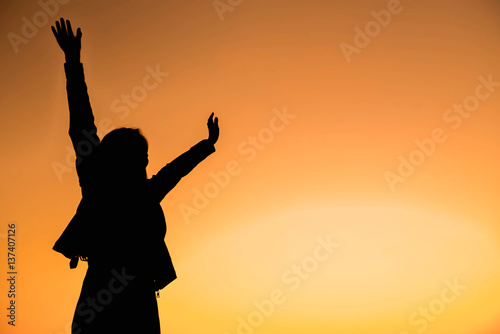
(51, 18, 219, 334)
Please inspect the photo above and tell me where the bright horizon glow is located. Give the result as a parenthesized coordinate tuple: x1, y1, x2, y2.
(165, 204, 500, 333)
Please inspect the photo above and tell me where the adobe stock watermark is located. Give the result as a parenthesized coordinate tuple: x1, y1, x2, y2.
(223, 234, 340, 334)
(178, 106, 296, 224)
(49, 267, 136, 334)
(339, 0, 414, 64)
(213, 0, 243, 21)
(51, 64, 169, 182)
(7, 0, 71, 54)
(384, 74, 500, 192)
(6, 222, 17, 327)
(397, 277, 467, 334)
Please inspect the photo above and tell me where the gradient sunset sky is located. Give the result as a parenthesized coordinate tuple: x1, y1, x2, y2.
(2, 0, 500, 333)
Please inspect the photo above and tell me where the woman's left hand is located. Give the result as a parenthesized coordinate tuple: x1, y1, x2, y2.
(207, 112, 219, 145)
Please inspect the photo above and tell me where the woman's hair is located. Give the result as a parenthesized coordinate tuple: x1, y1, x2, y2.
(97, 128, 149, 182)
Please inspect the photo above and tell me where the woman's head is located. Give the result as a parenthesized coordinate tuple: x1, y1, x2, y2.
(98, 128, 148, 181)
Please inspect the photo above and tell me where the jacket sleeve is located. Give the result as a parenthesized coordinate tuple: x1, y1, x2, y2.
(64, 62, 100, 184)
(149, 139, 215, 202)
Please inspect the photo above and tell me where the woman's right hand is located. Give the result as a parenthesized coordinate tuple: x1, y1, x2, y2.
(51, 18, 82, 63)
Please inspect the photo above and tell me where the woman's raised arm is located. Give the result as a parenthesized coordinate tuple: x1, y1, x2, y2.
(52, 18, 99, 178)
(149, 113, 219, 202)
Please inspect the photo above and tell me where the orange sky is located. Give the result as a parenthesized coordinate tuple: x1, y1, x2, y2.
(2, 0, 500, 333)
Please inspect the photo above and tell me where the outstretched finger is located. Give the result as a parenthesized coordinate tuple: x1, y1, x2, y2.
(51, 25, 58, 39)
(214, 116, 218, 125)
(76, 27, 82, 39)
(60, 18, 67, 36)
(66, 20, 74, 37)
(208, 112, 214, 123)
(55, 20, 61, 34)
